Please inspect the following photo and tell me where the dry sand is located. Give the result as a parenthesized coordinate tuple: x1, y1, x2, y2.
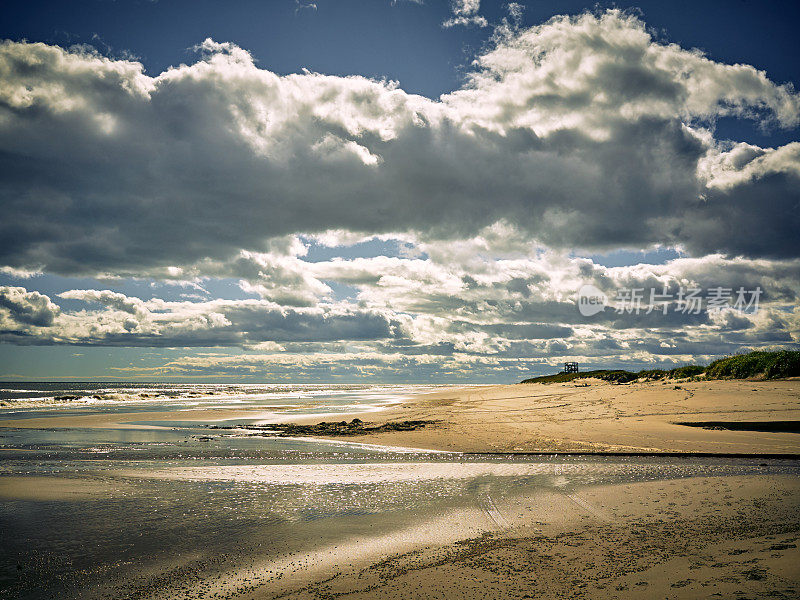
(304, 378, 800, 455)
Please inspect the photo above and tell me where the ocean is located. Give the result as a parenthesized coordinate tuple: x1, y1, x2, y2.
(0, 381, 447, 413)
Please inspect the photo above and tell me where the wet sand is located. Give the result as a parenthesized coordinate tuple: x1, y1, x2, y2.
(207, 379, 800, 598)
(0, 476, 119, 501)
(261, 475, 799, 600)
(0, 406, 295, 430)
(6, 467, 791, 600)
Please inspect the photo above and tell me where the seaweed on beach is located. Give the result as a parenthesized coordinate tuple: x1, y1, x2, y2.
(209, 418, 438, 437)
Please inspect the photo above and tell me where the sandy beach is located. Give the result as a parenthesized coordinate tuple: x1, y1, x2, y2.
(5, 378, 795, 455)
(286, 378, 800, 455)
(4, 464, 797, 600)
(216, 379, 800, 599)
(2, 378, 799, 599)
(4, 2, 800, 598)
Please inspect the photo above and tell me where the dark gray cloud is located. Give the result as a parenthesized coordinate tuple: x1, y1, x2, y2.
(469, 322, 574, 339)
(681, 170, 800, 258)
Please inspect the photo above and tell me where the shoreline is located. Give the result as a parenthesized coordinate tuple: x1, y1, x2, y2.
(1, 379, 799, 455)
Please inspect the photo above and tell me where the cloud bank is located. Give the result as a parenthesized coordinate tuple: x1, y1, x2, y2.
(1, 245, 796, 377)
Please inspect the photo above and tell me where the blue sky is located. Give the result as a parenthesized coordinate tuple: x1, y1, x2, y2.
(0, 1, 798, 381)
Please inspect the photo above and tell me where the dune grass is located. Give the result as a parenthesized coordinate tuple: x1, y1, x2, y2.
(705, 350, 800, 380)
(520, 370, 636, 384)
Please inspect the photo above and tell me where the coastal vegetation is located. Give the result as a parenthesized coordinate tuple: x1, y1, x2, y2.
(521, 350, 800, 384)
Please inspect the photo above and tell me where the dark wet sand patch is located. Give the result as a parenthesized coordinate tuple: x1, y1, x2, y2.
(676, 420, 800, 433)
